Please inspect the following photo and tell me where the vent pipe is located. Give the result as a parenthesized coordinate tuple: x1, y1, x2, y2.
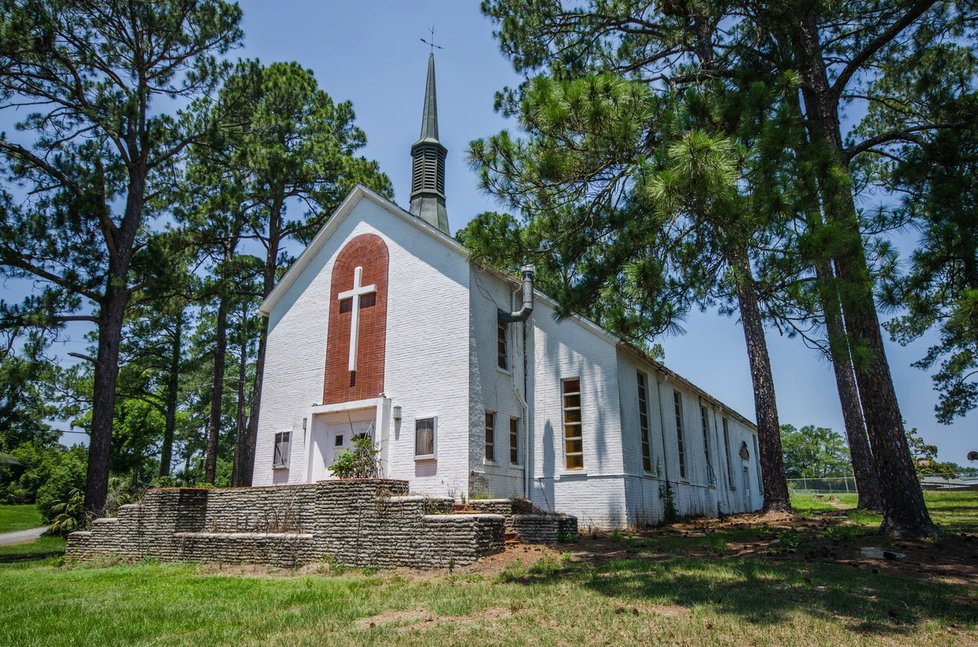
(498, 265, 535, 324)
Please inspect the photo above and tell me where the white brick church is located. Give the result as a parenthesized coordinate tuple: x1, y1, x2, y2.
(252, 54, 763, 528)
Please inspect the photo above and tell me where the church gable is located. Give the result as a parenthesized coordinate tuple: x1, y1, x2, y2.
(323, 233, 389, 404)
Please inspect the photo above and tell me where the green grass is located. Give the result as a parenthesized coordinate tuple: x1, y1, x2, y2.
(0, 535, 65, 565)
(0, 504, 44, 533)
(0, 492, 975, 646)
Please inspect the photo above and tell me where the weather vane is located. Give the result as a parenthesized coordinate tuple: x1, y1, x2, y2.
(420, 24, 443, 53)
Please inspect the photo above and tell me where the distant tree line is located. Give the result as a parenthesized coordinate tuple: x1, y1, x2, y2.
(778, 424, 971, 480)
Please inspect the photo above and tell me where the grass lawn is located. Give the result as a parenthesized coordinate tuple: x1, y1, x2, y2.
(0, 492, 976, 646)
(0, 504, 44, 533)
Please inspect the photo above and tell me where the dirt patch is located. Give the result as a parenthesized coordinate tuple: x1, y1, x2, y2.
(379, 543, 569, 581)
(460, 543, 566, 575)
(356, 610, 433, 629)
(644, 604, 689, 617)
(356, 607, 516, 632)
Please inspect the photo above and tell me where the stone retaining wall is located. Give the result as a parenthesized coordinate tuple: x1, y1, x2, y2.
(468, 499, 579, 543)
(511, 514, 578, 544)
(66, 480, 504, 569)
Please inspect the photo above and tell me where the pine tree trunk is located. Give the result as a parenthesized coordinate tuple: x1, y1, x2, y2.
(240, 316, 268, 486)
(790, 14, 937, 537)
(85, 262, 130, 516)
(204, 296, 229, 483)
(239, 200, 282, 486)
(232, 307, 249, 486)
(729, 245, 791, 512)
(159, 309, 183, 477)
(815, 260, 883, 511)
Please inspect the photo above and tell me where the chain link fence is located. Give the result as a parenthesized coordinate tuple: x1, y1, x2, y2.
(787, 476, 857, 494)
(789, 475, 978, 493)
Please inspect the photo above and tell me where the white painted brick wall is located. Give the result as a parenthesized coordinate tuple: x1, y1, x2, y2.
(254, 198, 471, 498)
(254, 189, 763, 527)
(468, 267, 526, 497)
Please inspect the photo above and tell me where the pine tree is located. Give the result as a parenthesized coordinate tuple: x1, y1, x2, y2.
(0, 0, 242, 514)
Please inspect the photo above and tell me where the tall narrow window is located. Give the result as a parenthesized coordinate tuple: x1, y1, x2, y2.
(485, 411, 496, 461)
(272, 432, 291, 468)
(637, 371, 652, 472)
(510, 417, 520, 465)
(497, 322, 508, 370)
(673, 390, 686, 479)
(562, 378, 583, 469)
(701, 405, 715, 485)
(722, 417, 734, 489)
(415, 417, 436, 459)
(752, 434, 760, 487)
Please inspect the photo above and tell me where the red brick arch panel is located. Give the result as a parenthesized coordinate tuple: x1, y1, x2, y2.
(323, 233, 389, 404)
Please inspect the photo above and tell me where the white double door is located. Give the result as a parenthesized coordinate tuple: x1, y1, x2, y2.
(310, 419, 375, 481)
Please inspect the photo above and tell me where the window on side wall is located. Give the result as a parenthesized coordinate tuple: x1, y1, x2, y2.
(752, 434, 760, 486)
(415, 417, 436, 459)
(637, 371, 652, 473)
(674, 390, 686, 479)
(485, 411, 496, 461)
(510, 417, 520, 465)
(701, 405, 715, 486)
(562, 378, 584, 469)
(272, 431, 291, 469)
(722, 417, 735, 490)
(497, 321, 508, 370)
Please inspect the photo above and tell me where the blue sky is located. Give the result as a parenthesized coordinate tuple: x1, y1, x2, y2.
(8, 0, 975, 464)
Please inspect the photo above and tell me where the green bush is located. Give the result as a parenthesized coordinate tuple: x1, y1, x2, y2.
(35, 448, 87, 522)
(1, 442, 87, 509)
(47, 488, 87, 536)
(329, 435, 381, 479)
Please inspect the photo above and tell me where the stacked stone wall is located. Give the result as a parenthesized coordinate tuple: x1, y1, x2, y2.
(468, 499, 514, 522)
(66, 480, 505, 569)
(511, 514, 578, 543)
(467, 498, 579, 543)
(204, 486, 318, 533)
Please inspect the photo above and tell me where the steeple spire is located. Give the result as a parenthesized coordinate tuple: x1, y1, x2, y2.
(419, 53, 439, 141)
(409, 53, 449, 234)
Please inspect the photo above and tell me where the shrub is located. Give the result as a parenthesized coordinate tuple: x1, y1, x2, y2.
(329, 435, 381, 479)
(35, 448, 87, 521)
(0, 441, 77, 504)
(103, 476, 141, 517)
(47, 487, 88, 536)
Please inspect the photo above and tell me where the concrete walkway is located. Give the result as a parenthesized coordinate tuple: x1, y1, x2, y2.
(0, 526, 47, 545)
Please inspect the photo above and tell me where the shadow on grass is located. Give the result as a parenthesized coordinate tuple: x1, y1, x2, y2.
(501, 549, 978, 637)
(0, 536, 66, 566)
(0, 549, 64, 564)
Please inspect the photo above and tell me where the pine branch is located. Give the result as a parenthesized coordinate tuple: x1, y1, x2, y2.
(829, 1, 938, 100)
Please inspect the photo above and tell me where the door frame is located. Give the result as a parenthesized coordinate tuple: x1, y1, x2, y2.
(304, 396, 391, 482)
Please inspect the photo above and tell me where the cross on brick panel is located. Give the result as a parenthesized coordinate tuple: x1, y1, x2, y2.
(337, 265, 377, 372)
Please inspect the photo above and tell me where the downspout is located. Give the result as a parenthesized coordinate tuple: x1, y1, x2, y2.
(522, 318, 530, 499)
(497, 265, 536, 324)
(498, 265, 535, 499)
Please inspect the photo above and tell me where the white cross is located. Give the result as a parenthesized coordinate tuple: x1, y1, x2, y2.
(338, 266, 376, 372)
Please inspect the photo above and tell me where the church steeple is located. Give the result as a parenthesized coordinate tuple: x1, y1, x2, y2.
(409, 53, 449, 234)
